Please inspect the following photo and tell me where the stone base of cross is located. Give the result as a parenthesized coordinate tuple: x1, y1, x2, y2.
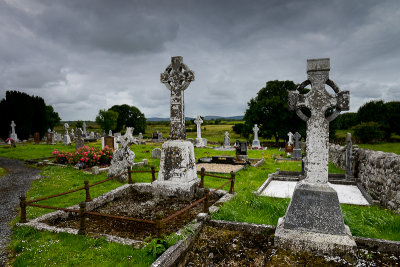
(194, 137, 207, 148)
(152, 140, 199, 200)
(274, 58, 356, 257)
(251, 140, 261, 149)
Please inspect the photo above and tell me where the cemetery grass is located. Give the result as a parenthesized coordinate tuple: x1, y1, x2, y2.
(357, 142, 400, 155)
(0, 143, 76, 160)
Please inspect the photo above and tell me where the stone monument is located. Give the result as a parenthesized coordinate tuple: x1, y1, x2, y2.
(345, 132, 353, 179)
(10, 121, 18, 142)
(75, 128, 85, 150)
(235, 140, 248, 161)
(288, 132, 294, 145)
(82, 122, 87, 137)
(274, 58, 355, 255)
(34, 132, 40, 144)
(108, 127, 135, 182)
(223, 132, 230, 147)
(251, 124, 261, 149)
(292, 132, 302, 160)
(63, 123, 71, 145)
(194, 115, 206, 147)
(153, 56, 198, 200)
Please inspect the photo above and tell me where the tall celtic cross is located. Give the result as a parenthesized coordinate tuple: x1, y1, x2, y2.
(194, 115, 203, 139)
(161, 56, 195, 140)
(289, 58, 349, 184)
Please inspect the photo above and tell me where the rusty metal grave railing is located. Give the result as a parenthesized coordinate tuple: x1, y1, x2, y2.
(19, 166, 235, 238)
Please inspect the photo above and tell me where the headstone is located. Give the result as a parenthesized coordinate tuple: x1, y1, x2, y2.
(345, 133, 353, 179)
(292, 132, 302, 160)
(46, 129, 53, 145)
(34, 132, 40, 144)
(75, 128, 85, 150)
(104, 136, 114, 149)
(108, 127, 135, 182)
(287, 132, 294, 145)
(10, 121, 18, 142)
(194, 115, 206, 147)
(82, 122, 87, 137)
(275, 58, 355, 255)
(152, 132, 158, 140)
(89, 131, 95, 139)
(251, 124, 261, 149)
(102, 130, 106, 137)
(285, 143, 293, 154)
(138, 133, 143, 142)
(152, 148, 162, 159)
(108, 130, 112, 136)
(235, 140, 248, 161)
(63, 123, 71, 145)
(70, 128, 75, 141)
(154, 56, 198, 200)
(223, 132, 230, 147)
(101, 137, 105, 149)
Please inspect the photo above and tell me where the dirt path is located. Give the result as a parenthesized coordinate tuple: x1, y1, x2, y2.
(0, 157, 41, 266)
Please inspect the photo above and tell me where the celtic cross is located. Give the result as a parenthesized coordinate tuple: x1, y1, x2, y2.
(253, 124, 259, 141)
(161, 56, 195, 140)
(293, 132, 301, 149)
(10, 121, 16, 134)
(289, 58, 349, 183)
(194, 115, 203, 139)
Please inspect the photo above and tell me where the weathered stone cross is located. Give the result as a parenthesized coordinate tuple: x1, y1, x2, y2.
(10, 121, 16, 134)
(289, 58, 349, 183)
(194, 115, 203, 139)
(253, 124, 259, 141)
(161, 56, 195, 140)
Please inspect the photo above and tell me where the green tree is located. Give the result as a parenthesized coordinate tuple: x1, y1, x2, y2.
(357, 100, 391, 139)
(0, 91, 60, 139)
(95, 109, 119, 132)
(385, 101, 400, 135)
(243, 80, 306, 144)
(75, 120, 83, 129)
(109, 104, 146, 134)
(353, 122, 386, 143)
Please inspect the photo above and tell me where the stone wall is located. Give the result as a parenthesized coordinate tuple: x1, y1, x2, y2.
(329, 144, 400, 214)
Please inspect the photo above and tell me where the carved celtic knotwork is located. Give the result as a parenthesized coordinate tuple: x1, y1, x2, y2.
(160, 56, 195, 92)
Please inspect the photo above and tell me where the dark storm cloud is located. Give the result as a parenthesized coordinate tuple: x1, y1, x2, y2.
(0, 0, 399, 120)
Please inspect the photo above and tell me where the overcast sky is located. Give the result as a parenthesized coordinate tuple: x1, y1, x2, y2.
(1, 0, 399, 121)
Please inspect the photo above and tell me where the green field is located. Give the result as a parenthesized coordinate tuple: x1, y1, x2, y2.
(2, 124, 400, 266)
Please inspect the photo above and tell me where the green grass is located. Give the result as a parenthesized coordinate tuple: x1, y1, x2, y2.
(7, 142, 400, 265)
(0, 143, 76, 160)
(357, 143, 400, 155)
(10, 226, 155, 267)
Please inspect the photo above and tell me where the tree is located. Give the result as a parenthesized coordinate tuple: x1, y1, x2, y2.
(0, 91, 60, 139)
(95, 109, 119, 132)
(243, 80, 306, 144)
(109, 104, 146, 134)
(357, 100, 391, 139)
(385, 101, 400, 135)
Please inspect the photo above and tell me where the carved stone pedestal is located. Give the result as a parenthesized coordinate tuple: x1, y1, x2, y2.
(152, 140, 199, 200)
(275, 181, 356, 256)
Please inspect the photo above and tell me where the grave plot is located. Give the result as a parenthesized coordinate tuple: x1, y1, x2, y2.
(45, 188, 220, 241)
(196, 156, 264, 173)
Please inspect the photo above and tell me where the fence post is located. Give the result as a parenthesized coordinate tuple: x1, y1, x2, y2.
(200, 167, 205, 188)
(19, 195, 27, 223)
(203, 188, 210, 214)
(127, 167, 133, 184)
(229, 171, 235, 194)
(84, 180, 92, 202)
(155, 211, 164, 238)
(151, 166, 156, 182)
(78, 202, 86, 235)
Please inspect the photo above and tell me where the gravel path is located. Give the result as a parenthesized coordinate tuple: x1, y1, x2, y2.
(0, 157, 41, 266)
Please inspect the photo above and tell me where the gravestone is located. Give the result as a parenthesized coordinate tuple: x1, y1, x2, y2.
(235, 140, 248, 161)
(251, 124, 261, 149)
(10, 121, 18, 142)
(63, 123, 71, 145)
(89, 131, 95, 139)
(285, 143, 293, 154)
(69, 128, 75, 141)
(194, 115, 206, 147)
(345, 132, 353, 179)
(34, 132, 40, 144)
(152, 148, 162, 159)
(108, 127, 135, 182)
(292, 132, 302, 160)
(46, 129, 53, 145)
(287, 132, 294, 145)
(223, 132, 230, 147)
(275, 58, 355, 255)
(82, 122, 87, 137)
(108, 130, 112, 136)
(75, 128, 85, 150)
(104, 136, 115, 149)
(138, 133, 143, 142)
(153, 56, 198, 200)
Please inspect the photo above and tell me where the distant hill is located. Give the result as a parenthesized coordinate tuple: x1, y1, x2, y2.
(147, 115, 243, 121)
